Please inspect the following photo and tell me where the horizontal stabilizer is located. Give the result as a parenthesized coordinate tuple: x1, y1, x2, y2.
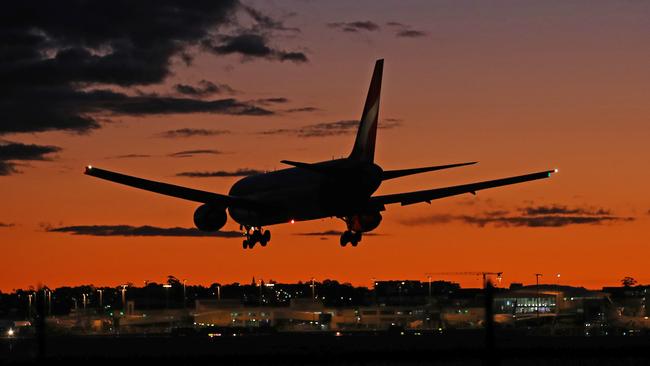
(382, 161, 477, 180)
(280, 160, 316, 170)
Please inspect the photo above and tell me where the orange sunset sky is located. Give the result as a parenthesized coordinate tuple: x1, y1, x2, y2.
(2, 0, 649, 291)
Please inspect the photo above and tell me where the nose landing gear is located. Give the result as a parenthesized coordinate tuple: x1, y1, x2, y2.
(242, 226, 271, 249)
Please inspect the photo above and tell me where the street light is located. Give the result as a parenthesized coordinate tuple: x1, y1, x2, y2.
(535, 273, 543, 318)
(97, 289, 103, 309)
(183, 279, 187, 309)
(28, 293, 33, 318)
(163, 284, 172, 309)
(120, 285, 127, 312)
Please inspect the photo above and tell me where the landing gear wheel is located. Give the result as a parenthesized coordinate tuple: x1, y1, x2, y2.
(340, 231, 353, 247)
(242, 227, 271, 249)
(340, 230, 362, 247)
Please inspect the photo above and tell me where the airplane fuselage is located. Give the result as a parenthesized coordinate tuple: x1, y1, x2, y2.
(228, 158, 383, 227)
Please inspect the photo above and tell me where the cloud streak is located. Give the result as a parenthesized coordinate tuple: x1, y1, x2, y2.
(203, 34, 308, 63)
(168, 149, 222, 158)
(174, 80, 234, 97)
(386, 22, 428, 38)
(328, 21, 380, 33)
(176, 169, 264, 178)
(295, 230, 379, 236)
(47, 225, 241, 238)
(260, 118, 401, 138)
(157, 128, 231, 138)
(110, 154, 152, 159)
(401, 205, 635, 228)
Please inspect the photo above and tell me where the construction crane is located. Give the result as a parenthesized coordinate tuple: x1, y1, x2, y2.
(425, 272, 504, 289)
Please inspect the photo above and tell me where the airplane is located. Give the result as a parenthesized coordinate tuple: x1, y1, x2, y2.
(85, 59, 557, 249)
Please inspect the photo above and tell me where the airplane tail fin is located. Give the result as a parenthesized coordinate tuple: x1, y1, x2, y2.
(349, 59, 383, 163)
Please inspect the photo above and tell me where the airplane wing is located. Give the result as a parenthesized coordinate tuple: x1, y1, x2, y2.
(371, 169, 557, 206)
(84, 166, 259, 208)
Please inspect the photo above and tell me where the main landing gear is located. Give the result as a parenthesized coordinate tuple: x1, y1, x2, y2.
(340, 230, 362, 247)
(242, 226, 271, 249)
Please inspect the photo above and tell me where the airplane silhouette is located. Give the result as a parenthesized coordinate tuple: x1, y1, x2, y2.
(85, 59, 557, 249)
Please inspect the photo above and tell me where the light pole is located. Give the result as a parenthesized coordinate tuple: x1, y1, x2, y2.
(47, 289, 52, 316)
(28, 293, 33, 318)
(144, 280, 150, 310)
(82, 293, 87, 310)
(427, 276, 432, 303)
(97, 289, 103, 309)
(535, 273, 543, 318)
(311, 277, 315, 303)
(183, 279, 187, 309)
(120, 285, 127, 312)
(163, 284, 172, 309)
(217, 285, 221, 301)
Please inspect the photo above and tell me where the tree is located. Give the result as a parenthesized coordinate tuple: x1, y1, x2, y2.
(621, 276, 637, 287)
(167, 275, 180, 286)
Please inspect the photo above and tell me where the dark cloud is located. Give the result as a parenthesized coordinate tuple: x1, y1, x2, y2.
(328, 21, 380, 33)
(0, 222, 14, 228)
(174, 80, 235, 97)
(47, 225, 241, 238)
(522, 205, 610, 216)
(241, 4, 300, 33)
(110, 154, 151, 159)
(254, 97, 290, 105)
(0, 1, 303, 136)
(260, 118, 401, 138)
(396, 30, 428, 38)
(0, 141, 61, 175)
(176, 169, 264, 178)
(295, 230, 379, 237)
(401, 205, 634, 228)
(203, 33, 308, 63)
(285, 107, 320, 113)
(168, 149, 222, 158)
(157, 128, 231, 138)
(386, 22, 427, 38)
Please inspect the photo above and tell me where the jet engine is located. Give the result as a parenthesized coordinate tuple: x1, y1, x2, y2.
(193, 204, 227, 232)
(346, 211, 382, 233)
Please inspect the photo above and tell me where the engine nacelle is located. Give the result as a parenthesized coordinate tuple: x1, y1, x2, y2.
(193, 204, 227, 232)
(347, 212, 382, 233)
